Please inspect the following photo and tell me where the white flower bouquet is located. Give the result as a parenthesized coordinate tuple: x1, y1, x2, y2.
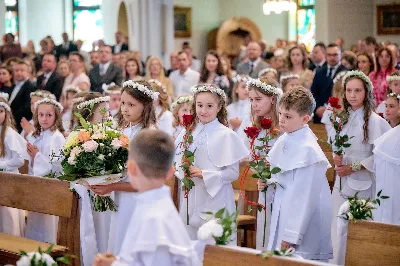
(16, 245, 73, 266)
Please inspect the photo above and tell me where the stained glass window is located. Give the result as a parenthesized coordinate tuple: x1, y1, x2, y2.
(5, 0, 19, 40)
(73, 0, 102, 51)
(296, 1, 315, 52)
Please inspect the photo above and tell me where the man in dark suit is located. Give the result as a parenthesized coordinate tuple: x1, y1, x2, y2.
(311, 43, 347, 123)
(36, 53, 64, 100)
(112, 31, 129, 54)
(308, 42, 327, 72)
(89, 45, 123, 92)
(9, 60, 34, 132)
(56, 32, 78, 58)
(236, 41, 270, 78)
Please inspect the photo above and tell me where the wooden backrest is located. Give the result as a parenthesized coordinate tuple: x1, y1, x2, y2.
(345, 220, 400, 266)
(203, 245, 330, 266)
(0, 172, 73, 217)
(165, 176, 179, 210)
(232, 161, 258, 192)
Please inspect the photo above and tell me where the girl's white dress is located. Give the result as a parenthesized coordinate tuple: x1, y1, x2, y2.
(156, 106, 174, 136)
(329, 108, 390, 265)
(227, 99, 251, 133)
(25, 129, 66, 244)
(376, 101, 386, 116)
(62, 109, 72, 131)
(364, 125, 400, 225)
(0, 126, 29, 236)
(267, 125, 333, 261)
(173, 125, 184, 139)
(174, 118, 249, 240)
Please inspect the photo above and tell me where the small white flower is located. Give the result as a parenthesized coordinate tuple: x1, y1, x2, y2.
(366, 202, 375, 209)
(108, 153, 112, 156)
(111, 138, 122, 150)
(210, 222, 223, 237)
(100, 143, 104, 146)
(336, 117, 341, 123)
(68, 156, 76, 165)
(41, 253, 56, 265)
(16, 255, 31, 266)
(82, 140, 99, 152)
(91, 133, 105, 140)
(267, 178, 278, 185)
(27, 252, 42, 264)
(358, 199, 366, 205)
(197, 219, 223, 240)
(339, 201, 351, 215)
(347, 212, 354, 220)
(98, 154, 105, 160)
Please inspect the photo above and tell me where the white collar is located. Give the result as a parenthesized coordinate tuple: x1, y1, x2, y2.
(179, 68, 191, 76)
(237, 99, 249, 105)
(249, 57, 261, 67)
(349, 106, 365, 117)
(136, 185, 169, 202)
(44, 71, 53, 78)
(15, 79, 27, 86)
(328, 62, 341, 70)
(317, 60, 326, 67)
(100, 61, 111, 68)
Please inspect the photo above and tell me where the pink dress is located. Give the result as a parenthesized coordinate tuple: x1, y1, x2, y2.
(369, 69, 394, 106)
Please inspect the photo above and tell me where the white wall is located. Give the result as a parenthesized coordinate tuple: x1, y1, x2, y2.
(315, 0, 329, 44)
(0, 1, 5, 40)
(374, 0, 400, 45)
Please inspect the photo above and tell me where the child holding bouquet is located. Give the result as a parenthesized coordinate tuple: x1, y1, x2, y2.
(174, 84, 249, 240)
(25, 97, 66, 244)
(171, 95, 193, 139)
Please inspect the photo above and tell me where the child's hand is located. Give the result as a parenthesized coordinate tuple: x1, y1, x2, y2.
(93, 252, 116, 266)
(189, 166, 203, 179)
(257, 179, 266, 191)
(26, 143, 39, 159)
(90, 184, 115, 195)
(335, 165, 353, 177)
(20, 117, 33, 134)
(229, 118, 242, 130)
(281, 241, 295, 250)
(333, 154, 343, 166)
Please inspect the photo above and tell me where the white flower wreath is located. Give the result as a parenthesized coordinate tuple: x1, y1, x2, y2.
(72, 97, 85, 104)
(65, 86, 82, 94)
(387, 92, 400, 100)
(0, 92, 9, 100)
(171, 95, 193, 110)
(343, 70, 374, 91)
(191, 84, 227, 101)
(387, 75, 400, 83)
(30, 91, 56, 100)
(258, 68, 278, 78)
(34, 98, 63, 112)
(102, 82, 121, 95)
(0, 102, 11, 112)
(122, 80, 160, 100)
(246, 77, 283, 96)
(77, 96, 110, 110)
(279, 73, 300, 83)
(148, 79, 167, 93)
(232, 74, 249, 84)
(333, 71, 348, 84)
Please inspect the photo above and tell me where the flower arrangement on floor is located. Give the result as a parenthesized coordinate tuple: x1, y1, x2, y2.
(339, 190, 389, 221)
(327, 96, 353, 191)
(54, 107, 129, 212)
(16, 245, 73, 266)
(197, 208, 238, 245)
(177, 114, 196, 225)
(242, 118, 281, 247)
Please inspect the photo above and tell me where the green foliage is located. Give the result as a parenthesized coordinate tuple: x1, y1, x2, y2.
(207, 208, 239, 245)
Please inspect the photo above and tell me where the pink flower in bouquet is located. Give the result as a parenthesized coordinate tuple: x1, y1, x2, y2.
(82, 140, 99, 152)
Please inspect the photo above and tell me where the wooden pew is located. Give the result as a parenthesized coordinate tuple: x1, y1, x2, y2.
(232, 161, 258, 248)
(309, 123, 335, 190)
(345, 220, 400, 266)
(203, 245, 330, 266)
(0, 173, 80, 266)
(165, 176, 179, 210)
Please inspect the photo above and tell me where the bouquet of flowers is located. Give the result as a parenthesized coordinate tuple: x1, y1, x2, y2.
(178, 114, 196, 225)
(242, 118, 281, 247)
(197, 208, 238, 245)
(58, 111, 129, 212)
(327, 97, 353, 190)
(16, 245, 73, 266)
(339, 190, 389, 222)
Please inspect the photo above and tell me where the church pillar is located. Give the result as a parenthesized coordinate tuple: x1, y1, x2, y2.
(0, 1, 5, 39)
(163, 0, 174, 68)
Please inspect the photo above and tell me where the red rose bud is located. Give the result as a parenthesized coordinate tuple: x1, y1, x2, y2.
(260, 118, 273, 130)
(328, 97, 341, 109)
(244, 126, 261, 139)
(378, 113, 384, 118)
(182, 114, 194, 126)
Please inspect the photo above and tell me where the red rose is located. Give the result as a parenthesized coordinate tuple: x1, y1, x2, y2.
(328, 97, 341, 109)
(260, 118, 273, 130)
(378, 113, 384, 118)
(244, 126, 261, 139)
(182, 114, 194, 126)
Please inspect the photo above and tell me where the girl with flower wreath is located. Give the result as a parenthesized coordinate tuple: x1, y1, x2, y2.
(25, 97, 66, 244)
(148, 79, 174, 136)
(174, 84, 249, 241)
(0, 97, 29, 237)
(106, 80, 158, 254)
(68, 91, 88, 132)
(280, 74, 301, 93)
(330, 71, 391, 265)
(171, 95, 193, 139)
(227, 74, 251, 133)
(61, 86, 81, 132)
(102, 83, 122, 118)
(245, 77, 282, 250)
(376, 71, 400, 116)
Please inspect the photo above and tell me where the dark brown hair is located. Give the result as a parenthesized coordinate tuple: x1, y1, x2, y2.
(357, 52, 374, 75)
(200, 50, 225, 83)
(129, 129, 174, 178)
(33, 102, 65, 137)
(286, 46, 308, 71)
(69, 52, 85, 63)
(125, 58, 141, 79)
(374, 47, 395, 79)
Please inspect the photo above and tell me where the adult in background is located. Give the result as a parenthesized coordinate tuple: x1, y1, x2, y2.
(199, 50, 230, 94)
(283, 45, 314, 89)
(112, 31, 129, 54)
(62, 52, 90, 95)
(365, 36, 379, 68)
(145, 56, 174, 97)
(124, 58, 141, 82)
(310, 43, 347, 123)
(236, 41, 269, 78)
(56, 32, 78, 58)
(89, 45, 123, 92)
(182, 42, 201, 72)
(9, 60, 34, 132)
(169, 51, 199, 98)
(356, 52, 374, 77)
(166, 51, 179, 77)
(309, 42, 327, 72)
(90, 51, 100, 70)
(387, 43, 400, 70)
(0, 33, 22, 61)
(36, 53, 64, 100)
(369, 47, 396, 106)
(341, 52, 357, 71)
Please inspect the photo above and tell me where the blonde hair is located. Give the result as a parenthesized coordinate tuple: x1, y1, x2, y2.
(33, 102, 65, 137)
(148, 80, 170, 119)
(172, 99, 193, 127)
(0, 99, 15, 157)
(279, 86, 316, 116)
(145, 57, 166, 80)
(386, 93, 400, 127)
(247, 77, 280, 129)
(232, 74, 249, 103)
(387, 71, 400, 94)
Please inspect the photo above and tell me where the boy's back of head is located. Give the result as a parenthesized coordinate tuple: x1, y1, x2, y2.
(130, 129, 174, 179)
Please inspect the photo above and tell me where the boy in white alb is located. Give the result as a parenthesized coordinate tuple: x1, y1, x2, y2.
(94, 129, 200, 266)
(267, 87, 333, 261)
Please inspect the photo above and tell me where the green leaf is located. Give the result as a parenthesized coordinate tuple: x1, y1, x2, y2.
(380, 196, 389, 199)
(45, 244, 54, 254)
(376, 198, 381, 206)
(257, 205, 262, 212)
(343, 143, 351, 148)
(252, 173, 260, 179)
(271, 167, 281, 174)
(56, 257, 71, 265)
(342, 135, 349, 142)
(377, 190, 382, 197)
(215, 208, 225, 219)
